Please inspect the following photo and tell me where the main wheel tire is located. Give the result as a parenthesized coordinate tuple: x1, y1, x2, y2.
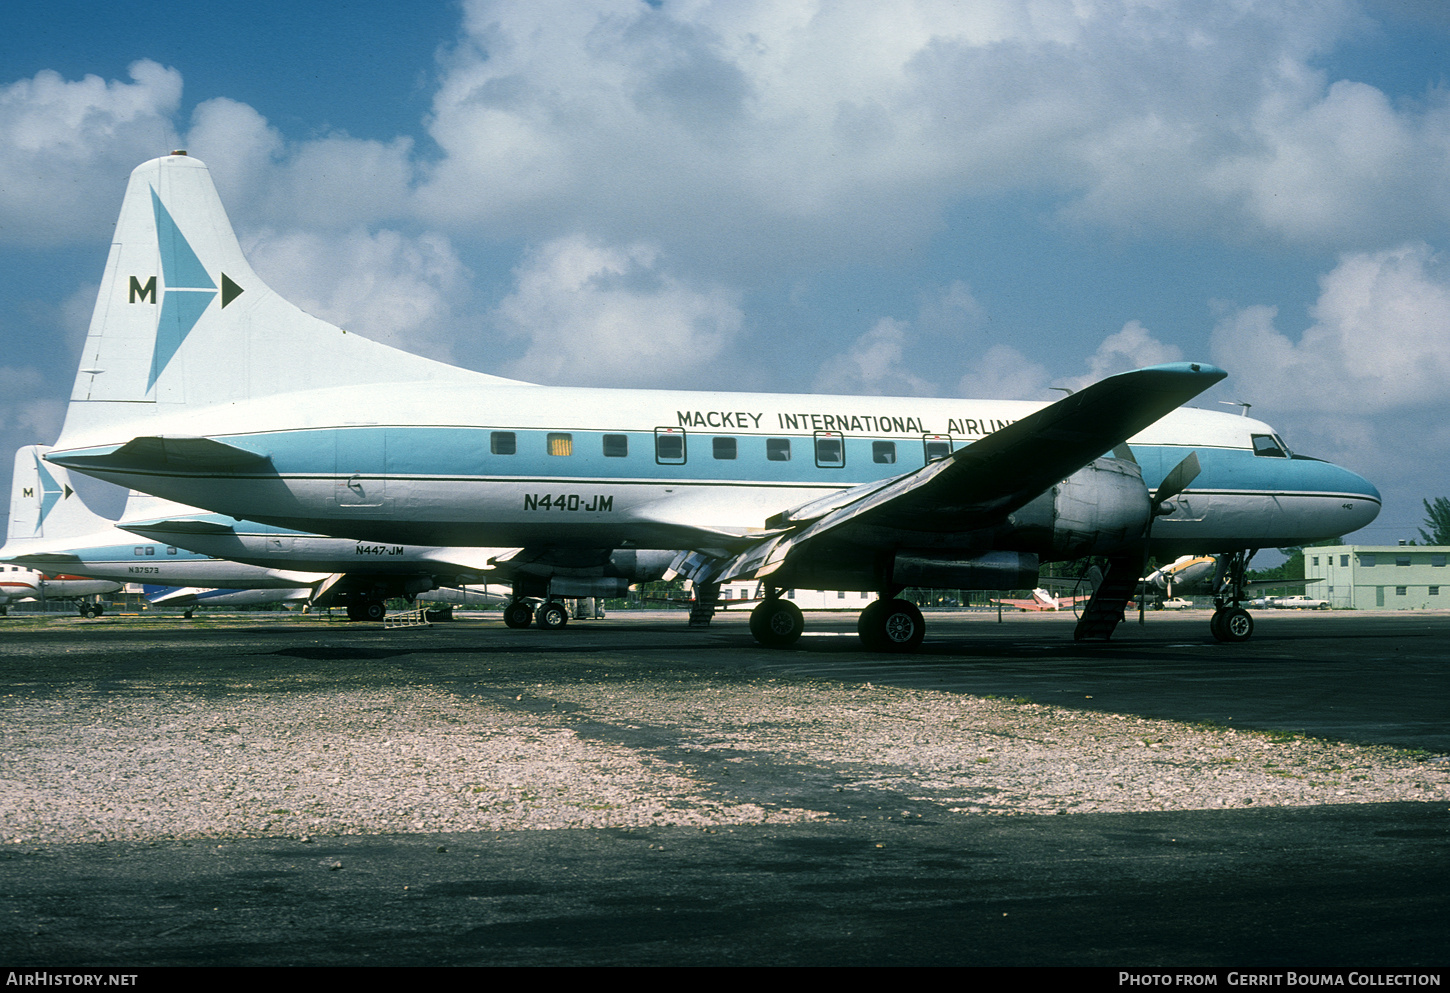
(857, 600, 888, 650)
(872, 598, 926, 652)
(536, 601, 569, 630)
(361, 600, 386, 622)
(503, 601, 534, 628)
(750, 599, 803, 648)
(93, 604, 105, 617)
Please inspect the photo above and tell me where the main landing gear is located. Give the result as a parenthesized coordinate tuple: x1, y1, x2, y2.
(345, 598, 386, 622)
(503, 598, 572, 630)
(1209, 549, 1257, 643)
(748, 588, 927, 652)
(749, 595, 803, 648)
(857, 597, 925, 652)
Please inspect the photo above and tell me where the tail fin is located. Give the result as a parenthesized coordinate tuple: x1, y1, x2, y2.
(60, 152, 506, 444)
(5, 445, 113, 546)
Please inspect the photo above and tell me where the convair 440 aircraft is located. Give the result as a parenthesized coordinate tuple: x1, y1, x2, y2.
(45, 154, 1380, 648)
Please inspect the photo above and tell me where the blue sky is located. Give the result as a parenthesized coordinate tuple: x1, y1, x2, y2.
(3, 0, 1447, 550)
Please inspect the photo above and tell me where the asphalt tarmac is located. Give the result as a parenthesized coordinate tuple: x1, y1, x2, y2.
(1, 609, 1447, 968)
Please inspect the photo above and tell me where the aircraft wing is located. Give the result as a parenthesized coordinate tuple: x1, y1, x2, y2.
(679, 363, 1226, 585)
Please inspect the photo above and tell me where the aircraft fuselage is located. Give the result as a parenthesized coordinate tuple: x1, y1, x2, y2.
(50, 381, 1381, 563)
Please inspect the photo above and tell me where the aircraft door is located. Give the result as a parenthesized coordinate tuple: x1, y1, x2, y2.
(335, 426, 386, 507)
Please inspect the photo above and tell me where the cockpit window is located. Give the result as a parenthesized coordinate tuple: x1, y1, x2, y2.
(1251, 434, 1290, 458)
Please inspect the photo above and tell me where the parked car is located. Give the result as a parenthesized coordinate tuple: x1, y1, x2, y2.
(1160, 597, 1194, 610)
(1273, 595, 1330, 609)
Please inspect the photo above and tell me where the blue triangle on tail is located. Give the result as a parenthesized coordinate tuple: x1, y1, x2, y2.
(150, 189, 215, 290)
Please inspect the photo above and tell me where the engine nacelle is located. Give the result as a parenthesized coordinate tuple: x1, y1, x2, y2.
(511, 548, 676, 599)
(1006, 456, 1152, 560)
(890, 550, 1039, 590)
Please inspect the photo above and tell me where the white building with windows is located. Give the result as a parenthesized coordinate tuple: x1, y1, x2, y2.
(1304, 545, 1449, 609)
(717, 583, 875, 610)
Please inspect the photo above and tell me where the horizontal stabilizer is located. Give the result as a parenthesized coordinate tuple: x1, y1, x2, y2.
(117, 517, 237, 535)
(50, 436, 271, 474)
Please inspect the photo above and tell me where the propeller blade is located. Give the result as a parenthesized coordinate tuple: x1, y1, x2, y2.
(1152, 451, 1201, 509)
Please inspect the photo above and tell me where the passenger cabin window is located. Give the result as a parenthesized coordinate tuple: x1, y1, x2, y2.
(766, 438, 791, 462)
(602, 434, 628, 458)
(655, 427, 686, 464)
(872, 441, 896, 464)
(1251, 434, 1290, 458)
(815, 432, 844, 468)
(924, 435, 952, 462)
(547, 433, 573, 456)
(712, 437, 737, 460)
(490, 431, 516, 455)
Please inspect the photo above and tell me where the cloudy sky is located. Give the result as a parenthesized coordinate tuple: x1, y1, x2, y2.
(3, 0, 1447, 550)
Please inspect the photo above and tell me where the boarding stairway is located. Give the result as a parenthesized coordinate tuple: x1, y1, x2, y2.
(1072, 556, 1139, 642)
(689, 582, 721, 627)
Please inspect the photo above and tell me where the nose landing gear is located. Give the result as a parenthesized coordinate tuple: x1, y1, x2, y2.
(1210, 549, 1257, 642)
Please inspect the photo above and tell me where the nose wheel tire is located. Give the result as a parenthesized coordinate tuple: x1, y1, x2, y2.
(750, 599, 804, 648)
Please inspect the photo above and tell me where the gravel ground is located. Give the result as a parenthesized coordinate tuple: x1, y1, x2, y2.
(3, 645, 1446, 844)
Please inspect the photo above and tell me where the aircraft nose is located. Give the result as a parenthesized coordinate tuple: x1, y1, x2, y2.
(1316, 459, 1381, 534)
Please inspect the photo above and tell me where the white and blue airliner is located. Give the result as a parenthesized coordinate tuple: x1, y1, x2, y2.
(44, 154, 1380, 647)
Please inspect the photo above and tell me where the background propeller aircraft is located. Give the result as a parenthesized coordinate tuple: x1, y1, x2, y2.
(44, 154, 1381, 648)
(989, 588, 1094, 612)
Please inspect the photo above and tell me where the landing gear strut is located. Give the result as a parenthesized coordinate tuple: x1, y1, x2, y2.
(1210, 549, 1257, 643)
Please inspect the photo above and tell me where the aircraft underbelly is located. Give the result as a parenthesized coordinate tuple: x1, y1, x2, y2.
(105, 474, 816, 549)
(64, 559, 315, 588)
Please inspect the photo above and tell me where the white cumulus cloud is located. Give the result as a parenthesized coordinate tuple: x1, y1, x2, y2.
(492, 234, 744, 387)
(243, 228, 473, 363)
(0, 60, 182, 245)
